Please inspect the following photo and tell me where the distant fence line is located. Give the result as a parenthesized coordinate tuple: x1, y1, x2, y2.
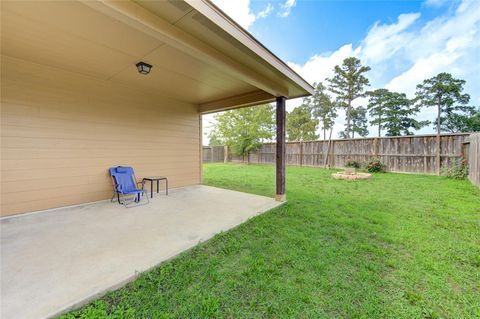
(202, 145, 227, 163)
(203, 133, 479, 186)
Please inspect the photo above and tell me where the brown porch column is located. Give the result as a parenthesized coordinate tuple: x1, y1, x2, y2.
(276, 96, 286, 201)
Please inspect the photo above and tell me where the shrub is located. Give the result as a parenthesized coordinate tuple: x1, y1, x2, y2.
(441, 158, 468, 179)
(365, 158, 385, 173)
(345, 160, 361, 169)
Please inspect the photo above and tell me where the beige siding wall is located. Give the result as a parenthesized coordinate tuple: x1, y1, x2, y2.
(1, 56, 201, 216)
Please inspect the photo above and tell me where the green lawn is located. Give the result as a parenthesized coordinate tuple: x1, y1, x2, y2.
(62, 164, 480, 319)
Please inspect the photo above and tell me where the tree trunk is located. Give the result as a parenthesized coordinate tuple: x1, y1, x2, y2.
(345, 101, 352, 138)
(324, 127, 334, 168)
(378, 115, 381, 137)
(437, 102, 441, 135)
(323, 128, 326, 141)
(436, 98, 441, 175)
(223, 146, 228, 163)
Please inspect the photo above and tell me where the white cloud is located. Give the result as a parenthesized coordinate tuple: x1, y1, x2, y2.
(212, 0, 273, 30)
(278, 0, 296, 18)
(257, 3, 274, 19)
(360, 13, 420, 64)
(287, 44, 360, 84)
(424, 0, 450, 7)
(385, 0, 480, 100)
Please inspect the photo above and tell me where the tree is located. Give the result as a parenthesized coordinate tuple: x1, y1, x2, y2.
(308, 82, 337, 140)
(382, 92, 429, 136)
(467, 107, 480, 132)
(338, 106, 368, 138)
(415, 72, 470, 135)
(208, 133, 223, 146)
(441, 106, 480, 132)
(208, 104, 275, 160)
(350, 106, 369, 138)
(328, 57, 370, 138)
(367, 88, 390, 137)
(286, 105, 319, 141)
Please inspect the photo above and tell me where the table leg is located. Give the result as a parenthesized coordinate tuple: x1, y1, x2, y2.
(166, 178, 168, 195)
(157, 180, 159, 194)
(150, 180, 153, 198)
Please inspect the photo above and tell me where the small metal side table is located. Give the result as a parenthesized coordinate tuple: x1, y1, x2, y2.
(142, 176, 168, 198)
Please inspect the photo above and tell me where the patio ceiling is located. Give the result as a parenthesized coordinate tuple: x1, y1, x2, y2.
(1, 0, 313, 112)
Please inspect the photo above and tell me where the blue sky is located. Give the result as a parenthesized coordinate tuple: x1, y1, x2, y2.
(249, 0, 439, 63)
(205, 0, 480, 139)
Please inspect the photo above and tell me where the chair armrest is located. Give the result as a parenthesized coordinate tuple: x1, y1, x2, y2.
(137, 180, 146, 189)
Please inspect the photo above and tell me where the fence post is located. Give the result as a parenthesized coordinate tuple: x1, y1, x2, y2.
(373, 138, 379, 157)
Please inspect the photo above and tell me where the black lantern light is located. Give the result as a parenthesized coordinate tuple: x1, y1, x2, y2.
(136, 62, 152, 75)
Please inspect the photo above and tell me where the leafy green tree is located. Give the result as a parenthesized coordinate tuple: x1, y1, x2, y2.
(287, 105, 319, 141)
(208, 132, 223, 146)
(367, 88, 390, 137)
(441, 106, 480, 132)
(308, 82, 337, 140)
(208, 104, 275, 159)
(328, 57, 371, 138)
(415, 72, 470, 135)
(383, 92, 428, 136)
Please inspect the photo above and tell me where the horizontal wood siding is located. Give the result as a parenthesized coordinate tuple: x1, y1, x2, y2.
(1, 56, 200, 216)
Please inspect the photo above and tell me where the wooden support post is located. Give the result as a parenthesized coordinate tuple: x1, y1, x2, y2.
(276, 96, 286, 201)
(199, 114, 203, 183)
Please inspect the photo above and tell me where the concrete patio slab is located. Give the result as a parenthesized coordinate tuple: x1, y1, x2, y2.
(1, 185, 281, 319)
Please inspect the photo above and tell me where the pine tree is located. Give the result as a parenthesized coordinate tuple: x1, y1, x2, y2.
(383, 92, 428, 136)
(367, 88, 390, 137)
(415, 72, 470, 135)
(328, 57, 370, 138)
(308, 82, 337, 140)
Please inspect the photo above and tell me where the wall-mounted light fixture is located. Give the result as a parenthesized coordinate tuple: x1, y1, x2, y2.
(136, 62, 152, 75)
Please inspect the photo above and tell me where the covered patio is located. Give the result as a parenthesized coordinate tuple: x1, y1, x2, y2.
(1, 185, 281, 318)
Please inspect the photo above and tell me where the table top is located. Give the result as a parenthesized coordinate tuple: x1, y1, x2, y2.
(142, 176, 167, 181)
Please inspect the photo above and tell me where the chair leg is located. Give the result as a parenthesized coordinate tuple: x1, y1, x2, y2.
(117, 193, 121, 204)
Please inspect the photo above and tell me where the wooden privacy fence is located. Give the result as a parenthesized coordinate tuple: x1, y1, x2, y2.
(202, 145, 226, 163)
(466, 133, 480, 187)
(227, 133, 471, 175)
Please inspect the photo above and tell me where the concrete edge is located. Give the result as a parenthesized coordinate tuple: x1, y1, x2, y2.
(47, 200, 284, 318)
(0, 185, 197, 221)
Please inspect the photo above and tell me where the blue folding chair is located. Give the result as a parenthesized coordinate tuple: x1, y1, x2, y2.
(109, 166, 149, 207)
